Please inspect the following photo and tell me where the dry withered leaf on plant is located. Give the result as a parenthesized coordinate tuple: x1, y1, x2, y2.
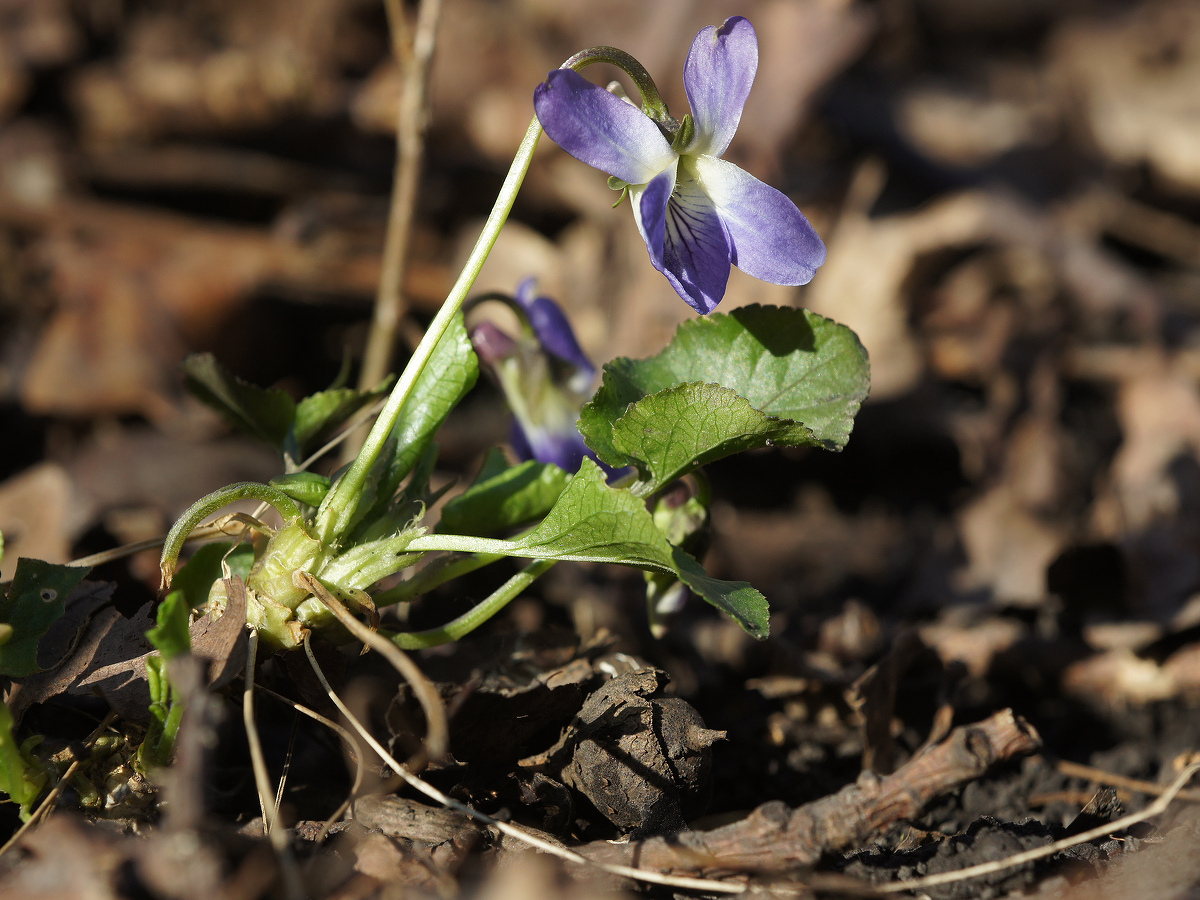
(0, 462, 72, 583)
(1051, 0, 1200, 195)
(190, 575, 248, 689)
(4, 579, 114, 721)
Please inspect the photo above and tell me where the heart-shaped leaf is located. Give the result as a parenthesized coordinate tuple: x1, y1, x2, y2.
(580, 306, 869, 494)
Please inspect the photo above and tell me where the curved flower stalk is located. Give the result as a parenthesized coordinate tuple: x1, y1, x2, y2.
(534, 16, 826, 314)
(469, 278, 597, 472)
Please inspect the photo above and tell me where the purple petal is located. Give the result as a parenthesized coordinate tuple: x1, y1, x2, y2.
(633, 162, 732, 314)
(694, 156, 826, 286)
(511, 421, 592, 473)
(512, 279, 595, 382)
(683, 17, 758, 158)
(534, 69, 675, 185)
(469, 321, 517, 367)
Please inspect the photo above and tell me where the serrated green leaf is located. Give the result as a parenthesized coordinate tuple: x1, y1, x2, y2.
(182, 353, 295, 450)
(292, 377, 393, 459)
(671, 547, 768, 639)
(511, 461, 767, 636)
(438, 459, 570, 537)
(391, 311, 479, 482)
(412, 460, 769, 637)
(610, 382, 816, 492)
(0, 559, 91, 677)
(579, 305, 869, 493)
(348, 313, 478, 536)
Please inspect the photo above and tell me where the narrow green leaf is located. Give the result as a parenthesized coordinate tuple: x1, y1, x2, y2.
(411, 460, 770, 637)
(0, 703, 45, 819)
(0, 559, 91, 677)
(146, 590, 191, 660)
(389, 311, 478, 484)
(348, 312, 478, 536)
(292, 377, 393, 459)
(438, 459, 570, 537)
(580, 305, 869, 492)
(182, 353, 295, 450)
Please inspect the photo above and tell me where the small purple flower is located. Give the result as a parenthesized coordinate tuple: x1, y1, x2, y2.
(534, 16, 826, 315)
(470, 279, 597, 472)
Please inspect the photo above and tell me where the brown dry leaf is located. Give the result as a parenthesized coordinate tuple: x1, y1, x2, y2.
(711, 486, 906, 603)
(956, 483, 1066, 606)
(0, 462, 72, 582)
(809, 185, 1042, 400)
(0, 813, 127, 900)
(68, 0, 349, 147)
(920, 612, 1026, 679)
(7, 189, 412, 420)
(65, 428, 279, 539)
(5, 583, 124, 721)
(68, 602, 156, 721)
(190, 576, 248, 689)
(897, 78, 1056, 168)
(1061, 643, 1200, 708)
(1052, 0, 1200, 195)
(1106, 352, 1200, 533)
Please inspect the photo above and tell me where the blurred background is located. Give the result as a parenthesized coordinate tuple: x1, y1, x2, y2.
(2, 0, 1200, 728)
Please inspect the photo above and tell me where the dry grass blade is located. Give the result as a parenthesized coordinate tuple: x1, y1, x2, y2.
(69, 514, 260, 568)
(0, 711, 119, 858)
(877, 761, 1200, 894)
(300, 633, 749, 895)
(256, 684, 366, 844)
(294, 569, 447, 767)
(243, 629, 305, 900)
(1053, 757, 1200, 804)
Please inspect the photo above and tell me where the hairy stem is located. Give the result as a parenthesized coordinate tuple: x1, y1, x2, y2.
(315, 116, 544, 544)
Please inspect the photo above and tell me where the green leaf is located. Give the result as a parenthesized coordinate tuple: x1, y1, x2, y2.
(411, 460, 769, 637)
(291, 377, 393, 459)
(171, 541, 255, 610)
(182, 353, 295, 450)
(388, 311, 478, 483)
(348, 312, 478, 534)
(0, 559, 91, 677)
(438, 459, 571, 537)
(0, 703, 45, 819)
(270, 472, 332, 508)
(146, 591, 192, 660)
(579, 305, 869, 493)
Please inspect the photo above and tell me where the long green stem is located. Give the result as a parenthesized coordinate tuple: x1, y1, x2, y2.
(385, 559, 555, 649)
(315, 116, 544, 545)
(372, 551, 503, 607)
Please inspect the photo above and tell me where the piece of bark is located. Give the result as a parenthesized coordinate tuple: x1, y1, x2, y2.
(526, 668, 725, 836)
(571, 709, 1040, 879)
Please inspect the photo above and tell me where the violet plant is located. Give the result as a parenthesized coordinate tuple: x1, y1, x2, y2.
(0, 16, 869, 796)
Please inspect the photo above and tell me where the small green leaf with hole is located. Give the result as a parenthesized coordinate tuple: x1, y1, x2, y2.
(0, 559, 92, 677)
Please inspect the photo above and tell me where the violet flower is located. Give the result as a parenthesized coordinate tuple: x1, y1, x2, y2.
(533, 16, 826, 315)
(469, 279, 597, 473)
